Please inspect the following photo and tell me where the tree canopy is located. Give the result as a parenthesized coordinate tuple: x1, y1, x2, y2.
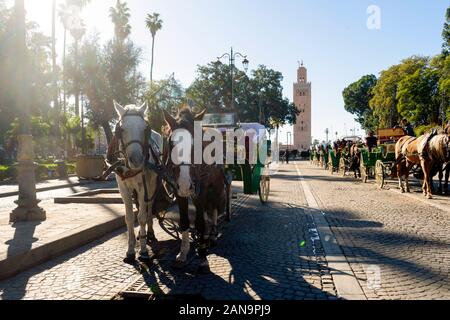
(342, 74, 378, 131)
(187, 62, 298, 129)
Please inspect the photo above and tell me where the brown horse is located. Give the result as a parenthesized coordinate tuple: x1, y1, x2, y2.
(349, 143, 361, 179)
(444, 122, 450, 192)
(163, 107, 228, 273)
(395, 135, 430, 197)
(429, 133, 450, 194)
(396, 134, 450, 198)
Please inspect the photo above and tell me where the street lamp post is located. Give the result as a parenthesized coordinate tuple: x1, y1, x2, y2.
(10, 0, 46, 222)
(218, 47, 249, 115)
(287, 132, 292, 150)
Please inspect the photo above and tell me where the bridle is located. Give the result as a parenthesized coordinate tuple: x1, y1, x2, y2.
(113, 110, 151, 168)
(164, 129, 203, 200)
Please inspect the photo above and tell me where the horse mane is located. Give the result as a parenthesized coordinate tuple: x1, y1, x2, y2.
(445, 121, 450, 134)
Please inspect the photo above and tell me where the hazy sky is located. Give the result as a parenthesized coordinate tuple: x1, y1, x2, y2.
(13, 0, 450, 142)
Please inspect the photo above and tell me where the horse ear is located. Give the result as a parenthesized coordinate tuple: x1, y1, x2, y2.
(163, 110, 177, 130)
(139, 102, 148, 116)
(114, 100, 126, 118)
(195, 109, 207, 121)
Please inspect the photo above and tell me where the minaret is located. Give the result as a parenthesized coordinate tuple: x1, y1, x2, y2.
(293, 61, 312, 151)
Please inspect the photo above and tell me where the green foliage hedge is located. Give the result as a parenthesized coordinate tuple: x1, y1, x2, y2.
(0, 162, 76, 181)
(414, 124, 441, 137)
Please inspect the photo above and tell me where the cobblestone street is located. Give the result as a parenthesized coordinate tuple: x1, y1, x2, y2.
(0, 161, 449, 300)
(297, 161, 450, 300)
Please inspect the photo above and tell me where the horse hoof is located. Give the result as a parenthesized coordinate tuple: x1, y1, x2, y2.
(172, 260, 186, 269)
(138, 253, 151, 263)
(401, 189, 405, 193)
(123, 254, 136, 264)
(427, 195, 433, 199)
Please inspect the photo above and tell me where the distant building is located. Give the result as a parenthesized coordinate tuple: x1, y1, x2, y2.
(293, 62, 312, 152)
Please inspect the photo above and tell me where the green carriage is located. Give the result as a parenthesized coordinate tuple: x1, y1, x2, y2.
(328, 150, 341, 174)
(202, 113, 272, 206)
(359, 128, 405, 187)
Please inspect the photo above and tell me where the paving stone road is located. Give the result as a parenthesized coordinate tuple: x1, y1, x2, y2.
(0, 163, 337, 300)
(0, 161, 449, 300)
(297, 161, 450, 300)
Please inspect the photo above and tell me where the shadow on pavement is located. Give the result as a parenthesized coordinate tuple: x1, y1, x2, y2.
(129, 197, 339, 300)
(1, 221, 40, 300)
(0, 227, 126, 300)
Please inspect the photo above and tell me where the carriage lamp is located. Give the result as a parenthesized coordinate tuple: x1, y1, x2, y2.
(242, 58, 249, 73)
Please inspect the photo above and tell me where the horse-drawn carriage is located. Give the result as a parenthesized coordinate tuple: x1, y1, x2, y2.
(370, 128, 406, 188)
(355, 128, 406, 186)
(202, 112, 272, 204)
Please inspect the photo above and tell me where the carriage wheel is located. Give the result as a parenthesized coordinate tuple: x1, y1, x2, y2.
(339, 158, 346, 177)
(158, 215, 181, 240)
(259, 176, 270, 204)
(360, 163, 368, 183)
(328, 160, 334, 174)
(375, 161, 385, 189)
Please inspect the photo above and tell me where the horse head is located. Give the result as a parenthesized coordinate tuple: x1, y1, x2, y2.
(113, 101, 149, 171)
(163, 107, 207, 198)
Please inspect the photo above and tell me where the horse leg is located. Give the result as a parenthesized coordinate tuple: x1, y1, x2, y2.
(208, 206, 219, 248)
(397, 164, 405, 193)
(146, 213, 157, 244)
(146, 174, 158, 245)
(445, 164, 450, 194)
(212, 195, 226, 246)
(421, 159, 432, 199)
(119, 182, 136, 264)
(195, 201, 210, 274)
(174, 197, 190, 268)
(438, 166, 443, 194)
(405, 162, 414, 193)
(136, 187, 151, 262)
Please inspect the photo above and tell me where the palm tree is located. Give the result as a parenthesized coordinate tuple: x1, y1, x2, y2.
(109, 0, 131, 43)
(58, 2, 70, 115)
(51, 0, 60, 153)
(58, 0, 90, 116)
(146, 12, 163, 86)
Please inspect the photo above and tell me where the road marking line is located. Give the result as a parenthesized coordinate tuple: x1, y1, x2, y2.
(294, 162, 367, 300)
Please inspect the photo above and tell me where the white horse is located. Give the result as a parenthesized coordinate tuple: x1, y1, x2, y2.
(112, 101, 163, 263)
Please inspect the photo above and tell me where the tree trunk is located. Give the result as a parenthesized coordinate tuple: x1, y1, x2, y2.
(52, 0, 60, 155)
(102, 121, 113, 146)
(63, 27, 67, 114)
(150, 35, 155, 85)
(74, 39, 80, 116)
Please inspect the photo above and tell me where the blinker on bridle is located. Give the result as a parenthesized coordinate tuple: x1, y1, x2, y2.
(115, 110, 151, 166)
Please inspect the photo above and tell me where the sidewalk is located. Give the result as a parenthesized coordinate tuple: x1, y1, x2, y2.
(0, 199, 126, 281)
(0, 177, 93, 198)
